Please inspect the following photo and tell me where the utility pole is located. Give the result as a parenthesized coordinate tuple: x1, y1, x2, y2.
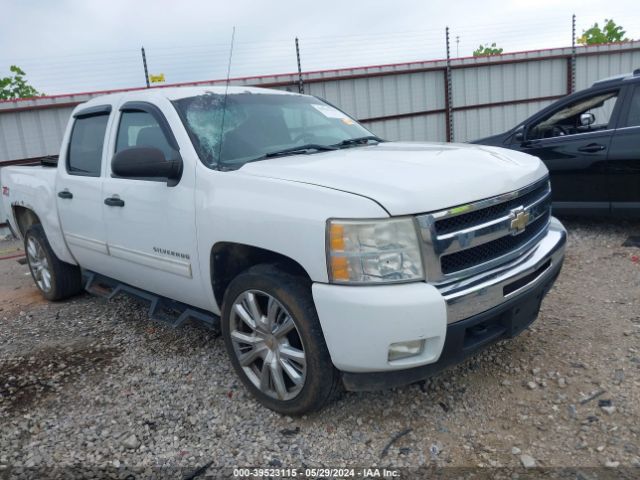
(141, 47, 150, 88)
(445, 27, 454, 142)
(295, 37, 304, 94)
(570, 14, 576, 94)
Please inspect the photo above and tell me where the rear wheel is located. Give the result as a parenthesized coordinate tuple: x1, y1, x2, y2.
(24, 224, 83, 301)
(221, 265, 340, 415)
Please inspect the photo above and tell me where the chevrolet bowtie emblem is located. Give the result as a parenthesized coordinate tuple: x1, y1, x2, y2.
(509, 207, 530, 234)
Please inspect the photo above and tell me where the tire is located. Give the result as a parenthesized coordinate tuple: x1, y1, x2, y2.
(24, 224, 83, 301)
(221, 264, 340, 415)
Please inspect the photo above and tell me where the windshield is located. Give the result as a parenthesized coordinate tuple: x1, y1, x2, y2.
(173, 92, 375, 169)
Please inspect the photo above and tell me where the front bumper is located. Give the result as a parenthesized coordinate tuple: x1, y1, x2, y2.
(440, 217, 566, 323)
(312, 217, 566, 378)
(342, 257, 562, 391)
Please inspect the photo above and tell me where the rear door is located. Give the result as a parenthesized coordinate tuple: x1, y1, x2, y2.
(607, 83, 640, 216)
(516, 88, 623, 214)
(56, 105, 112, 270)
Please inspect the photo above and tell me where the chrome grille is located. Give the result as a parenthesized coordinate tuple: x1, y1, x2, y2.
(416, 178, 552, 284)
(440, 209, 550, 274)
(434, 181, 551, 235)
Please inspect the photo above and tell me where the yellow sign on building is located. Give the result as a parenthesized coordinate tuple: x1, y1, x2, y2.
(149, 73, 165, 84)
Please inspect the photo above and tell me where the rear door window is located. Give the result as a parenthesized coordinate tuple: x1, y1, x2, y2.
(623, 86, 640, 127)
(67, 114, 109, 176)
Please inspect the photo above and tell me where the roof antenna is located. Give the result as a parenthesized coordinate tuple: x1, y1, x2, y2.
(217, 26, 236, 167)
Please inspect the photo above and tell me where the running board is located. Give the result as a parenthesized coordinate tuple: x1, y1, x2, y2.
(83, 271, 220, 334)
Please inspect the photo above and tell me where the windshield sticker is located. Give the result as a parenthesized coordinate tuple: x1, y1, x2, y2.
(312, 104, 350, 120)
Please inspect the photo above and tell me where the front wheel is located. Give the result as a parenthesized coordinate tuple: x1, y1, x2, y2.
(221, 265, 340, 415)
(24, 224, 83, 301)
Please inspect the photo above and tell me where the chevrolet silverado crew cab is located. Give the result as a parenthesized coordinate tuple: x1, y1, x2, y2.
(1, 86, 566, 414)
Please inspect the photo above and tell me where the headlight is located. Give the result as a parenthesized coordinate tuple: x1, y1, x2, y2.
(327, 217, 424, 284)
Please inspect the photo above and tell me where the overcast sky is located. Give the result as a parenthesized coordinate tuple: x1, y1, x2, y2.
(2, 0, 639, 95)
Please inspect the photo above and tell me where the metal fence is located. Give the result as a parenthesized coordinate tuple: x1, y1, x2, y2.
(1, 40, 639, 169)
(1, 40, 639, 226)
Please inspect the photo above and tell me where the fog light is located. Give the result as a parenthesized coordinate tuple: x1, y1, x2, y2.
(388, 339, 425, 361)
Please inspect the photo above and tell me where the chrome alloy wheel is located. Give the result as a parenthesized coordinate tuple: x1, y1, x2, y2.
(229, 290, 307, 400)
(26, 237, 52, 293)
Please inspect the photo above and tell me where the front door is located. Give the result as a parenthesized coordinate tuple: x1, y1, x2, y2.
(516, 88, 622, 214)
(100, 101, 208, 309)
(56, 107, 111, 271)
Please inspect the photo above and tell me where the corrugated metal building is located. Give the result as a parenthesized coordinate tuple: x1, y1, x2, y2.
(2, 41, 639, 162)
(1, 41, 640, 225)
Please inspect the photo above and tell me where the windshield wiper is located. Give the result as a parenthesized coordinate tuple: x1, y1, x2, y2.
(265, 144, 337, 157)
(246, 144, 337, 164)
(333, 135, 385, 148)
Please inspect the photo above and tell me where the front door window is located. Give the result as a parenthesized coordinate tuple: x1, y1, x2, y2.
(527, 90, 619, 140)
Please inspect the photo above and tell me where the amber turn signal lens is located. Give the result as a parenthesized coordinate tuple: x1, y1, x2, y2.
(330, 256, 349, 281)
(329, 223, 345, 251)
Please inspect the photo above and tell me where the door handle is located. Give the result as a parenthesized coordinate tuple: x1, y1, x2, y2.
(58, 190, 73, 199)
(104, 196, 125, 207)
(578, 143, 606, 153)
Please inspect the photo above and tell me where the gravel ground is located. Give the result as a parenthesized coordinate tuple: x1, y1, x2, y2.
(0, 218, 639, 479)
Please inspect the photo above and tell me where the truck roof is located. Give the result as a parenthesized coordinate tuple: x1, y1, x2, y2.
(78, 85, 299, 109)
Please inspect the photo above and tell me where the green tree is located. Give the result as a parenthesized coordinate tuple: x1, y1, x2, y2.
(473, 43, 504, 57)
(578, 19, 629, 45)
(0, 65, 42, 100)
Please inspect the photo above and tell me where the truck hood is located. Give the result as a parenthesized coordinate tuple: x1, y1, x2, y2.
(239, 142, 548, 215)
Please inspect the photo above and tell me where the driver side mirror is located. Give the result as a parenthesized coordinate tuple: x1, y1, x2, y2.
(580, 112, 595, 127)
(112, 147, 183, 186)
(512, 125, 526, 143)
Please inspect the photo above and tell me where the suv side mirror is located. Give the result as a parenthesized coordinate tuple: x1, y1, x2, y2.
(580, 112, 595, 127)
(513, 125, 526, 143)
(112, 147, 183, 186)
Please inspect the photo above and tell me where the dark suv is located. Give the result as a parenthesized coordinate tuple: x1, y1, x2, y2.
(473, 69, 640, 216)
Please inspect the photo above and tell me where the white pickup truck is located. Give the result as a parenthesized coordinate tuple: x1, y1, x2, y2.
(1, 86, 566, 414)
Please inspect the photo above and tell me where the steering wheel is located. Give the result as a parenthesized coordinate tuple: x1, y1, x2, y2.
(552, 125, 568, 136)
(291, 132, 316, 144)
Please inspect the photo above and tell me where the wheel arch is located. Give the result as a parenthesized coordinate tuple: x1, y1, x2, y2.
(11, 204, 77, 266)
(210, 242, 312, 309)
(12, 205, 42, 238)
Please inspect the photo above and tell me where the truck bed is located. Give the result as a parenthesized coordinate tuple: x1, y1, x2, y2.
(1, 164, 58, 235)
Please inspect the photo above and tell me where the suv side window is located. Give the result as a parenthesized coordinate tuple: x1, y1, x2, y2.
(528, 90, 619, 140)
(67, 114, 109, 176)
(624, 86, 640, 127)
(115, 111, 174, 159)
